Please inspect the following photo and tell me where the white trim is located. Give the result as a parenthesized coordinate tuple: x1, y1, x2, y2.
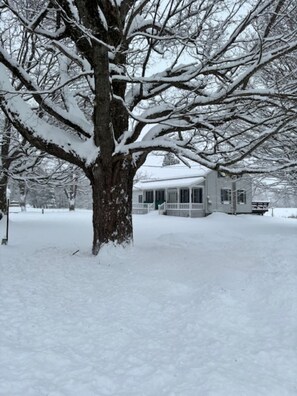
(136, 176, 204, 190)
(165, 203, 204, 210)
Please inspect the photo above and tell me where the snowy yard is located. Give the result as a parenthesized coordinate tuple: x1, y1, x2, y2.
(1, 210, 297, 396)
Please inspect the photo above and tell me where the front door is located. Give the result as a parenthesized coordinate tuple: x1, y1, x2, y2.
(155, 190, 165, 209)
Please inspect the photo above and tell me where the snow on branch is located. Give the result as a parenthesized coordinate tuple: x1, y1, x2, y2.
(0, 64, 98, 166)
(0, 47, 92, 138)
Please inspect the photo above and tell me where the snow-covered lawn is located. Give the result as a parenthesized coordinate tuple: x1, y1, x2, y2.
(1, 211, 297, 396)
(266, 207, 297, 218)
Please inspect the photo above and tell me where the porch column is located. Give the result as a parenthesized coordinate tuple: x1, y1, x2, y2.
(189, 187, 192, 214)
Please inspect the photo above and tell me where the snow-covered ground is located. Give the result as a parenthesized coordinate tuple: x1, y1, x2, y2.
(1, 210, 297, 396)
(265, 207, 297, 218)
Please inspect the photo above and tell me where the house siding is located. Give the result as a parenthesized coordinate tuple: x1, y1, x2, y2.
(214, 174, 252, 214)
(133, 169, 253, 217)
(234, 176, 253, 214)
(204, 171, 217, 214)
(132, 190, 143, 203)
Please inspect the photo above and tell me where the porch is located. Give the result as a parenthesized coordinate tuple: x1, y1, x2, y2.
(158, 202, 205, 218)
(133, 176, 206, 217)
(131, 203, 154, 215)
(252, 201, 269, 215)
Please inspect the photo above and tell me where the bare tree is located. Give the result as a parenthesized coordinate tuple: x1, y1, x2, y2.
(0, 112, 47, 213)
(162, 153, 180, 167)
(0, 0, 297, 254)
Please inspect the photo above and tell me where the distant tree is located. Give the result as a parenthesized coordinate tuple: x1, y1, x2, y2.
(57, 165, 91, 211)
(1, 0, 297, 254)
(0, 114, 46, 213)
(0, 120, 88, 212)
(162, 153, 180, 167)
(18, 179, 27, 211)
(24, 160, 90, 209)
(253, 174, 297, 207)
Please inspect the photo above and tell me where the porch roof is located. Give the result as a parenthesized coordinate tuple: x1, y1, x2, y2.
(136, 176, 204, 190)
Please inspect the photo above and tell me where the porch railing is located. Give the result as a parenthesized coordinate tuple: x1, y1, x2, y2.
(132, 202, 154, 214)
(166, 203, 204, 210)
(134, 202, 204, 215)
(147, 203, 154, 213)
(158, 202, 166, 215)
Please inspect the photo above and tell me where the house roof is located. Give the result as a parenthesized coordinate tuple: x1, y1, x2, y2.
(134, 156, 211, 191)
(136, 176, 205, 190)
(138, 156, 210, 178)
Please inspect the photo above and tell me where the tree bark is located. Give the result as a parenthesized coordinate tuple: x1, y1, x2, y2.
(64, 189, 76, 211)
(0, 118, 11, 215)
(0, 174, 8, 215)
(90, 159, 136, 255)
(69, 200, 75, 211)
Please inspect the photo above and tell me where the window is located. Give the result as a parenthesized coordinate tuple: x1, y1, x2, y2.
(180, 188, 189, 203)
(237, 190, 246, 204)
(192, 188, 203, 203)
(155, 190, 165, 203)
(145, 190, 154, 203)
(221, 189, 231, 204)
(167, 189, 177, 203)
(138, 195, 143, 203)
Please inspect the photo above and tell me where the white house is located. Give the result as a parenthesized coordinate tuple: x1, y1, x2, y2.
(133, 163, 253, 217)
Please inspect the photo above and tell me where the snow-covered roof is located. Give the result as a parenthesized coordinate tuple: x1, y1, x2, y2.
(136, 176, 205, 190)
(134, 155, 211, 191)
(137, 155, 211, 179)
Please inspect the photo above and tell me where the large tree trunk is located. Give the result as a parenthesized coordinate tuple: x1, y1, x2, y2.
(90, 159, 136, 255)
